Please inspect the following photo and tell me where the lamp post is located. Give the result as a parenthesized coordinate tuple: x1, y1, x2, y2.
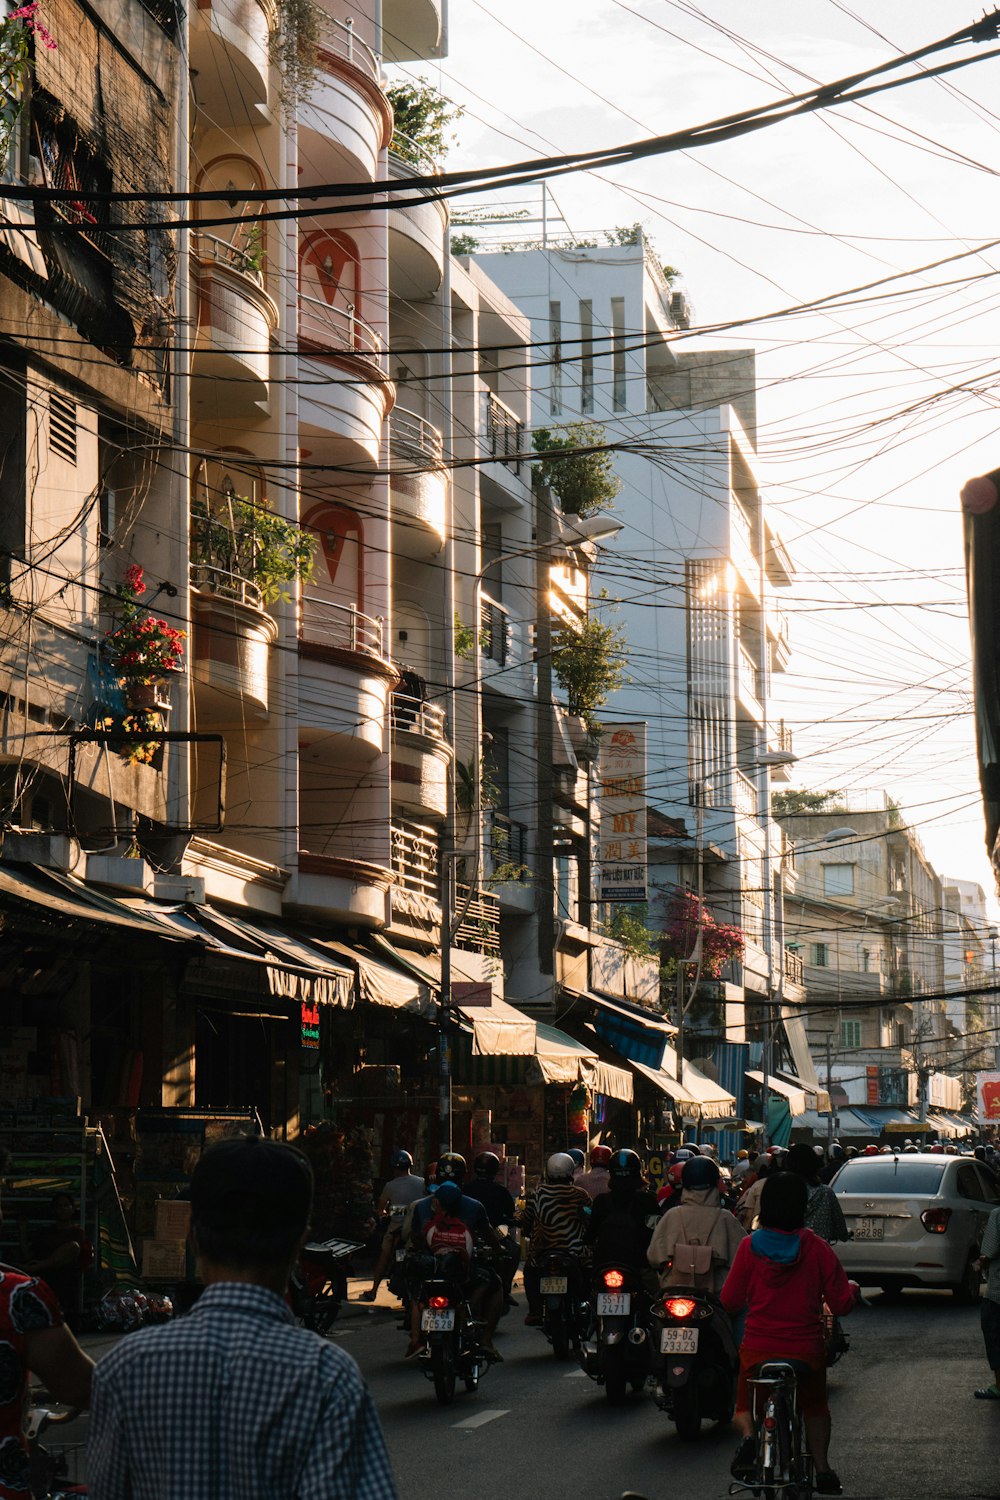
(990, 926, 999, 1070)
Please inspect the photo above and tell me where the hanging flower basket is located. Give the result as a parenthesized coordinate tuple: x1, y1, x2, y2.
(106, 563, 186, 692)
(122, 678, 174, 714)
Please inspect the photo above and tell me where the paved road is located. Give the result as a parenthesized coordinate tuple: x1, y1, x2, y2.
(334, 1279, 1000, 1500)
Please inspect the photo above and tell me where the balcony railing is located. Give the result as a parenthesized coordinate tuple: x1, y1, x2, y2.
(193, 230, 264, 288)
(389, 405, 444, 464)
(783, 948, 805, 987)
(731, 501, 755, 558)
(484, 391, 525, 472)
(387, 130, 441, 179)
(771, 719, 793, 756)
(391, 693, 447, 743)
(732, 767, 758, 818)
(454, 884, 501, 957)
(190, 511, 265, 611)
(390, 819, 440, 900)
(298, 293, 383, 362)
(738, 642, 762, 705)
(480, 594, 513, 668)
(300, 595, 384, 657)
(488, 810, 528, 876)
(314, 8, 381, 83)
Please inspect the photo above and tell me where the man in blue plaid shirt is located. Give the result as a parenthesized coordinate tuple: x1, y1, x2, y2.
(88, 1136, 398, 1499)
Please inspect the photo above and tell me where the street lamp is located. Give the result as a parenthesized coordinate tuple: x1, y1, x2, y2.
(989, 926, 999, 1069)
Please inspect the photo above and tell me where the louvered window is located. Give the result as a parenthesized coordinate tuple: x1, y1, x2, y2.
(49, 392, 77, 465)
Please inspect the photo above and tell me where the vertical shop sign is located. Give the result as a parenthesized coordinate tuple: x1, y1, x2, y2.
(598, 722, 647, 902)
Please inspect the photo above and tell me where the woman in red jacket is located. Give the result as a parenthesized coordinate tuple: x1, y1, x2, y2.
(721, 1171, 858, 1498)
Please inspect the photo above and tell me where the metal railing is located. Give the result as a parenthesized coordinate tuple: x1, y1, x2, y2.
(480, 594, 512, 668)
(738, 642, 762, 705)
(783, 948, 805, 987)
(390, 693, 447, 742)
(484, 390, 526, 472)
(190, 512, 265, 612)
(731, 501, 755, 560)
(489, 810, 528, 875)
(390, 820, 440, 901)
(771, 719, 793, 756)
(389, 405, 444, 464)
(732, 767, 757, 818)
(193, 230, 264, 288)
(387, 130, 441, 180)
(314, 9, 381, 83)
(300, 595, 384, 656)
(454, 884, 501, 957)
(298, 292, 383, 362)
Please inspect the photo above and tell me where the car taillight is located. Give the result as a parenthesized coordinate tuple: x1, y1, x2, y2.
(921, 1207, 951, 1234)
(429, 1295, 450, 1308)
(603, 1269, 625, 1289)
(665, 1297, 697, 1319)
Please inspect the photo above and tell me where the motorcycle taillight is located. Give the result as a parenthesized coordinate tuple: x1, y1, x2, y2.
(602, 1268, 625, 1289)
(428, 1295, 450, 1309)
(664, 1297, 697, 1319)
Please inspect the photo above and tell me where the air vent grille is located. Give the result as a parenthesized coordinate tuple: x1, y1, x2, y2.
(49, 392, 77, 465)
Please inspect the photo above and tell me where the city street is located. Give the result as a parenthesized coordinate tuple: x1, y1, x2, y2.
(331, 1281, 999, 1500)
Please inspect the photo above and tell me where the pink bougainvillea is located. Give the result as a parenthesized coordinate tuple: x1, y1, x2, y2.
(661, 890, 745, 980)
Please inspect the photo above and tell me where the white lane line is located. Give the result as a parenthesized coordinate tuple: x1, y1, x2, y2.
(563, 1369, 588, 1377)
(452, 1409, 511, 1429)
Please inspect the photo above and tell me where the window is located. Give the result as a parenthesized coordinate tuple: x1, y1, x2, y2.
(549, 300, 562, 415)
(956, 1165, 985, 1202)
(861, 948, 871, 973)
(823, 863, 855, 896)
(835, 1161, 946, 1195)
(579, 299, 593, 413)
(813, 942, 829, 967)
(840, 1019, 862, 1049)
(611, 295, 626, 410)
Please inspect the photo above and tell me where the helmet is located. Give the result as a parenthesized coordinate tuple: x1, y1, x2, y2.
(666, 1162, 685, 1189)
(432, 1180, 463, 1211)
(682, 1156, 720, 1191)
(880, 1145, 893, 1154)
(392, 1150, 413, 1169)
(437, 1151, 466, 1183)
(929, 1143, 945, 1154)
(737, 1149, 749, 1160)
(474, 1151, 501, 1179)
(864, 1144, 880, 1156)
(673, 1148, 694, 1164)
(546, 1152, 577, 1181)
(608, 1148, 643, 1180)
(813, 1146, 824, 1157)
(566, 1148, 585, 1169)
(682, 1142, 702, 1156)
(590, 1145, 613, 1168)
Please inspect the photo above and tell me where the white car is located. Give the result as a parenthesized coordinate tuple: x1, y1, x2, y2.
(832, 1152, 999, 1301)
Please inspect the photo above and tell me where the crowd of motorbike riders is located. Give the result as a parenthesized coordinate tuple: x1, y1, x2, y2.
(361, 1135, 1000, 1495)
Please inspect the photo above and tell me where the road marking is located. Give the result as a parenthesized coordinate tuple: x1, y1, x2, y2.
(452, 1409, 510, 1429)
(563, 1369, 588, 1377)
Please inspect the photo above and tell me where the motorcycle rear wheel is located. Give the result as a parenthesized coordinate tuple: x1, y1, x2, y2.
(550, 1313, 570, 1361)
(431, 1347, 457, 1406)
(671, 1381, 701, 1440)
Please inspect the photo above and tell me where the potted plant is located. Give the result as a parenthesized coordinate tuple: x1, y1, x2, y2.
(105, 564, 185, 709)
(191, 494, 315, 607)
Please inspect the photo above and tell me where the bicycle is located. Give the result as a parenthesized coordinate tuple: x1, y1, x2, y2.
(729, 1359, 815, 1500)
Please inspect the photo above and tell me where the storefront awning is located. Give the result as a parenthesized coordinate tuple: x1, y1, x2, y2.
(781, 1008, 821, 1090)
(631, 1059, 736, 1121)
(316, 938, 435, 1017)
(580, 991, 675, 1070)
(530, 1023, 597, 1085)
(378, 942, 536, 1054)
(849, 1106, 918, 1134)
(0, 864, 182, 936)
(586, 1059, 634, 1102)
(747, 1070, 807, 1116)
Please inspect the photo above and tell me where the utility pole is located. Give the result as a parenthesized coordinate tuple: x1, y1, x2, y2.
(535, 482, 556, 999)
(826, 1033, 835, 1157)
(439, 854, 453, 1155)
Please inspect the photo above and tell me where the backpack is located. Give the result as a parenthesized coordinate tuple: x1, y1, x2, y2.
(425, 1214, 473, 1268)
(662, 1207, 715, 1290)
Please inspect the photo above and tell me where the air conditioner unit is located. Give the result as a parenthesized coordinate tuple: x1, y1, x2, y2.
(669, 290, 692, 329)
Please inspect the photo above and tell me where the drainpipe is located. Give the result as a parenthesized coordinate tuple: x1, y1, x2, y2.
(438, 176, 456, 1155)
(171, 1, 191, 844)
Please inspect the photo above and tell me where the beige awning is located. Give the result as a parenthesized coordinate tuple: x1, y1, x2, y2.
(747, 1070, 808, 1116)
(316, 939, 435, 1016)
(632, 1059, 736, 1121)
(390, 945, 537, 1055)
(529, 1023, 596, 1084)
(585, 1059, 634, 1102)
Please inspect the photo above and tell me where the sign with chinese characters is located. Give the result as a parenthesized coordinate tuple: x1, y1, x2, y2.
(598, 722, 647, 903)
(976, 1071, 1000, 1121)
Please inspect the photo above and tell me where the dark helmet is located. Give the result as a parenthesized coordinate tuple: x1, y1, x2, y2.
(590, 1145, 613, 1168)
(608, 1148, 643, 1181)
(474, 1151, 501, 1179)
(392, 1150, 413, 1169)
(566, 1148, 585, 1169)
(437, 1151, 466, 1183)
(681, 1156, 720, 1192)
(681, 1141, 702, 1156)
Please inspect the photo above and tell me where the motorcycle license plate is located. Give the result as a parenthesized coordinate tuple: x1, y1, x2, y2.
(853, 1217, 884, 1240)
(540, 1276, 568, 1294)
(395, 1249, 406, 1262)
(597, 1292, 631, 1316)
(661, 1327, 699, 1354)
(421, 1309, 456, 1332)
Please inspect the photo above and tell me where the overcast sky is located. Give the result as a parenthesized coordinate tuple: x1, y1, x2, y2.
(392, 1, 1000, 916)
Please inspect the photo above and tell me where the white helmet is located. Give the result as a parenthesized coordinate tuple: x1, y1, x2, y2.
(546, 1152, 576, 1181)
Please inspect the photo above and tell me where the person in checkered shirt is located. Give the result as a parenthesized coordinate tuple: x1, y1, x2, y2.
(87, 1136, 398, 1500)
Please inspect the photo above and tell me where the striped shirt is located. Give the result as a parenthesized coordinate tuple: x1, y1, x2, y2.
(521, 1181, 590, 1261)
(87, 1282, 398, 1500)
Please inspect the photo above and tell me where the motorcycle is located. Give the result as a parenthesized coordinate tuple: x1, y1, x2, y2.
(26, 1407, 87, 1498)
(649, 1288, 737, 1439)
(417, 1249, 491, 1406)
(536, 1250, 589, 1360)
(578, 1263, 651, 1403)
(290, 1236, 363, 1335)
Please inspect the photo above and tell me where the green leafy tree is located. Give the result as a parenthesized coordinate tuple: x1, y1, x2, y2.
(607, 904, 659, 959)
(532, 422, 622, 518)
(772, 789, 845, 816)
(552, 600, 627, 733)
(386, 79, 462, 166)
(450, 232, 480, 256)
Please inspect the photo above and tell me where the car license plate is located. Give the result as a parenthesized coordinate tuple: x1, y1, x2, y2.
(421, 1309, 455, 1332)
(661, 1327, 699, 1354)
(853, 1216, 884, 1240)
(540, 1276, 569, 1294)
(597, 1292, 631, 1316)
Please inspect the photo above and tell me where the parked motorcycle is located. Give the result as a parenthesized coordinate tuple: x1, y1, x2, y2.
(536, 1250, 589, 1360)
(26, 1407, 87, 1498)
(648, 1289, 737, 1439)
(290, 1236, 363, 1335)
(579, 1263, 650, 1403)
(417, 1249, 490, 1405)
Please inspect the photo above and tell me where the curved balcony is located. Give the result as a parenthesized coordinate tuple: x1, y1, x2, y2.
(190, 515, 278, 720)
(389, 405, 446, 557)
(388, 139, 446, 300)
(387, 817, 442, 945)
(298, 294, 393, 468)
(192, 234, 278, 416)
(381, 0, 444, 62)
(290, 849, 391, 928)
(190, 0, 273, 127)
(298, 12, 391, 185)
(390, 693, 450, 822)
(299, 595, 395, 763)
